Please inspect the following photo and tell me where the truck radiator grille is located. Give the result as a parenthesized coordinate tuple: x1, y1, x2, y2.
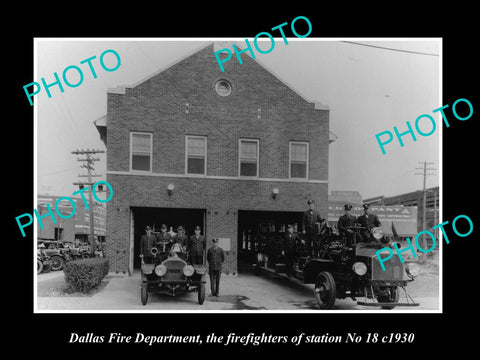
(162, 259, 186, 281)
(371, 254, 404, 281)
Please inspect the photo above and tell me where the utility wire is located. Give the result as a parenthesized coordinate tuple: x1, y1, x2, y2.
(341, 41, 439, 57)
(38, 167, 79, 177)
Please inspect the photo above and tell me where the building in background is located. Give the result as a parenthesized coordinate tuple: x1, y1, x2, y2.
(326, 189, 419, 241)
(37, 194, 106, 244)
(364, 186, 439, 235)
(96, 42, 334, 275)
(329, 190, 362, 205)
(327, 202, 417, 239)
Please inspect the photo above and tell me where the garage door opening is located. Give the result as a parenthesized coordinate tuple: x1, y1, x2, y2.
(237, 210, 303, 272)
(131, 207, 205, 270)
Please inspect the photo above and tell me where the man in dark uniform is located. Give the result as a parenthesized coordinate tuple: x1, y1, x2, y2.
(283, 224, 300, 277)
(207, 238, 225, 297)
(188, 226, 206, 265)
(302, 199, 323, 257)
(155, 224, 171, 252)
(356, 204, 381, 243)
(172, 226, 188, 248)
(140, 226, 157, 263)
(337, 204, 357, 246)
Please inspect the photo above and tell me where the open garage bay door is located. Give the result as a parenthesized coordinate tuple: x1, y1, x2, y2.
(131, 207, 205, 270)
(237, 210, 302, 272)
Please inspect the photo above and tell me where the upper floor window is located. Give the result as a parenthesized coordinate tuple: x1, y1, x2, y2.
(239, 139, 259, 177)
(130, 132, 152, 172)
(290, 141, 309, 179)
(186, 136, 207, 175)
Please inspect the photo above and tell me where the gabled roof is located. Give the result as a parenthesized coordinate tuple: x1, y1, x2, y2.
(107, 41, 330, 111)
(212, 41, 330, 110)
(99, 41, 336, 143)
(107, 42, 212, 95)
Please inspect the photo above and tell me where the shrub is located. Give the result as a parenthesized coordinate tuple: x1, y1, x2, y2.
(64, 258, 109, 293)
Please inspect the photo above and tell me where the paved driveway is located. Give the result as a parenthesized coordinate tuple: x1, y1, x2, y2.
(36, 264, 439, 312)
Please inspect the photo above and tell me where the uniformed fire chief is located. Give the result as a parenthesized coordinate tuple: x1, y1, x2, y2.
(337, 204, 357, 246)
(356, 204, 381, 243)
(283, 224, 301, 277)
(302, 199, 323, 257)
(207, 238, 225, 297)
(140, 226, 157, 261)
(188, 226, 206, 265)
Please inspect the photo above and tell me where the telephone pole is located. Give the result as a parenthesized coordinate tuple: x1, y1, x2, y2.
(415, 161, 436, 252)
(429, 188, 439, 238)
(72, 149, 105, 257)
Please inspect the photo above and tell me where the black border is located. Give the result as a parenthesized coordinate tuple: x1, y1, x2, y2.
(9, 6, 478, 354)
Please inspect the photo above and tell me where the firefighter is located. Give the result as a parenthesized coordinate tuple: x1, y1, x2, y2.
(172, 226, 188, 248)
(337, 204, 357, 246)
(140, 226, 157, 262)
(207, 238, 225, 297)
(356, 204, 381, 243)
(155, 223, 171, 252)
(302, 199, 323, 257)
(283, 224, 301, 277)
(188, 226, 206, 265)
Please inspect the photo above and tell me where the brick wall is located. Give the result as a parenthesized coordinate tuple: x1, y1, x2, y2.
(106, 44, 329, 178)
(105, 43, 330, 275)
(106, 175, 328, 274)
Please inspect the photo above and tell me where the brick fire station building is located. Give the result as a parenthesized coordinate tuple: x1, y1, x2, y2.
(95, 42, 332, 275)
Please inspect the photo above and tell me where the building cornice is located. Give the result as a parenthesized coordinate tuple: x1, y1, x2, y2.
(106, 170, 327, 184)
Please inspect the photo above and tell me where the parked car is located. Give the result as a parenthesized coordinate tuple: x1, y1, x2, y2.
(37, 240, 95, 271)
(75, 244, 105, 258)
(38, 240, 69, 271)
(37, 247, 51, 274)
(66, 246, 90, 260)
(140, 242, 207, 305)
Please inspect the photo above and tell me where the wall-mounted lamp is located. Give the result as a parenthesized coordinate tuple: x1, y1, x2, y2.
(272, 187, 279, 199)
(167, 184, 174, 196)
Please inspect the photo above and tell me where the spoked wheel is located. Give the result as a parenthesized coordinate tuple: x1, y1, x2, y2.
(198, 284, 206, 305)
(37, 260, 43, 274)
(50, 256, 65, 271)
(314, 271, 336, 309)
(141, 285, 149, 305)
(377, 287, 399, 310)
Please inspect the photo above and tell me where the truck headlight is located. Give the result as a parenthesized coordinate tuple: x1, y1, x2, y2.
(183, 265, 195, 277)
(405, 263, 420, 279)
(352, 262, 367, 276)
(155, 264, 167, 277)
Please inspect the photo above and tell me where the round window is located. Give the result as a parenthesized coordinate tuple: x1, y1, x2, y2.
(215, 79, 232, 97)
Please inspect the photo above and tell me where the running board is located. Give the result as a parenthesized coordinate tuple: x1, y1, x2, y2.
(357, 301, 420, 307)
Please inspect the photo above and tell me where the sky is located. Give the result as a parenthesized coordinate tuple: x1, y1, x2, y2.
(35, 38, 440, 201)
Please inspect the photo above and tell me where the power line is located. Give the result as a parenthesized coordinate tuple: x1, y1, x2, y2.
(341, 41, 439, 57)
(38, 167, 79, 177)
